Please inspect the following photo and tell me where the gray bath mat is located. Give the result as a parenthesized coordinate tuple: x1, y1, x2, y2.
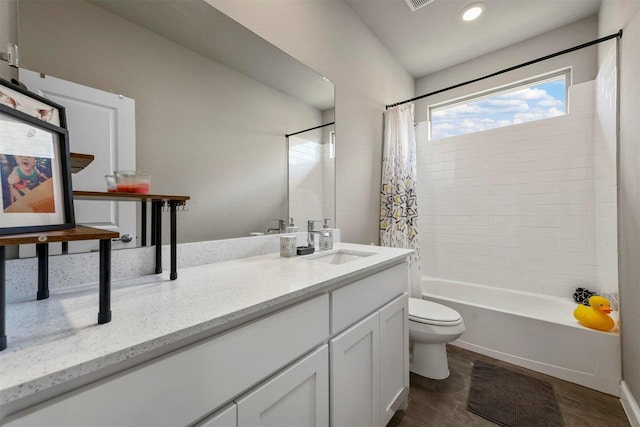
(467, 360, 565, 427)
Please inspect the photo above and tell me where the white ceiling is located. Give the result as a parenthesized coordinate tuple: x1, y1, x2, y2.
(343, 0, 602, 78)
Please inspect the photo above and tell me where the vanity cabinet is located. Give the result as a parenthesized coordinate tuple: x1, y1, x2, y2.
(4, 295, 330, 427)
(330, 294, 409, 427)
(4, 258, 409, 427)
(330, 263, 409, 427)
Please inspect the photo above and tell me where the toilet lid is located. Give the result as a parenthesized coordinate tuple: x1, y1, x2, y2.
(409, 298, 462, 325)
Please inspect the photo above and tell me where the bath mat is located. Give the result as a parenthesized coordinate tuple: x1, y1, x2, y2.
(467, 360, 564, 427)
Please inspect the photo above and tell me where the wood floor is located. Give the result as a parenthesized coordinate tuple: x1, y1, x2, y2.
(388, 345, 630, 427)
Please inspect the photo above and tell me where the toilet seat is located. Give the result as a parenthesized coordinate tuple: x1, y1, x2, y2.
(409, 298, 463, 326)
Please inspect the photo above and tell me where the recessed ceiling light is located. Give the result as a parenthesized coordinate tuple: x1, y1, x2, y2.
(461, 2, 484, 21)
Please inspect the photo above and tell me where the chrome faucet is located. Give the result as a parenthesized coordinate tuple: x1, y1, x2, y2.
(307, 220, 323, 247)
(268, 219, 286, 234)
(307, 219, 332, 247)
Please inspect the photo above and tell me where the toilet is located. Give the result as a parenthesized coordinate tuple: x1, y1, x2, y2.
(408, 297, 465, 380)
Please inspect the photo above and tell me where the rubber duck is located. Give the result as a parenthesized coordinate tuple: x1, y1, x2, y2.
(573, 296, 615, 331)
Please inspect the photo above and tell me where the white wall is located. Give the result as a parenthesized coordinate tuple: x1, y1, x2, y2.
(417, 82, 600, 298)
(0, 0, 17, 81)
(208, 0, 415, 245)
(599, 0, 640, 412)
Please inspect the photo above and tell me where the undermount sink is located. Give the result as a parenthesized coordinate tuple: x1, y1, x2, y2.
(304, 249, 375, 265)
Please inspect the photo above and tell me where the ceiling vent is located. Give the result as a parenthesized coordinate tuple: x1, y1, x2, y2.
(403, 0, 435, 12)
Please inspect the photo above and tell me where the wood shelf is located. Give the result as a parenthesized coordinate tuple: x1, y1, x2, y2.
(1, 225, 117, 351)
(70, 153, 95, 174)
(73, 190, 190, 202)
(0, 225, 118, 246)
(72, 191, 189, 281)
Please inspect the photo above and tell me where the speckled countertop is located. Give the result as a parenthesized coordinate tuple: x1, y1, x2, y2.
(0, 243, 411, 407)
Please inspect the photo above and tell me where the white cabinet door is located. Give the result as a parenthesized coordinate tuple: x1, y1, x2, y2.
(379, 294, 409, 426)
(196, 403, 237, 427)
(330, 312, 380, 427)
(236, 345, 329, 427)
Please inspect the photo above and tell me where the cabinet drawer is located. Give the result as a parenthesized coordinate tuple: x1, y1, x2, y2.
(331, 263, 407, 334)
(5, 294, 330, 427)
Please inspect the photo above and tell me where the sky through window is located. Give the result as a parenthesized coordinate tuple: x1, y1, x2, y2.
(430, 76, 567, 140)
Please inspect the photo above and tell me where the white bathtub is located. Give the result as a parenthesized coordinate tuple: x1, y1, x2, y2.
(421, 278, 621, 396)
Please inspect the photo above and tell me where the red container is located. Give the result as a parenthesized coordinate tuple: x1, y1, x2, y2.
(114, 171, 151, 194)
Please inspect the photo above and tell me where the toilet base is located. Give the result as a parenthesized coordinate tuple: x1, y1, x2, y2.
(410, 342, 450, 380)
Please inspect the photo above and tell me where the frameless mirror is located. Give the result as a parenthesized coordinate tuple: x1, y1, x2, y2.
(16, 0, 335, 252)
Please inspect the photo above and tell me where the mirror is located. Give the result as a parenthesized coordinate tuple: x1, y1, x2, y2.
(16, 0, 335, 248)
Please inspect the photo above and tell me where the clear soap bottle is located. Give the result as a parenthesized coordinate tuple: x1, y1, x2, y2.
(319, 218, 333, 251)
(286, 217, 298, 233)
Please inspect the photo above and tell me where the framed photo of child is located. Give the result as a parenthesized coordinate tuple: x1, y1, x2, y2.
(0, 104, 75, 235)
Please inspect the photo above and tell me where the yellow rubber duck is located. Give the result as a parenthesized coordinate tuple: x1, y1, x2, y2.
(573, 296, 615, 332)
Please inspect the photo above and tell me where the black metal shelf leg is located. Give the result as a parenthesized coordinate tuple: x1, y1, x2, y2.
(1, 246, 6, 351)
(141, 201, 147, 247)
(153, 201, 162, 274)
(170, 201, 178, 280)
(151, 200, 157, 246)
(36, 243, 49, 300)
(98, 239, 112, 324)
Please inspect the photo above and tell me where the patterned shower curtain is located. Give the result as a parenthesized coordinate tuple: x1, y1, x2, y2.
(380, 104, 421, 295)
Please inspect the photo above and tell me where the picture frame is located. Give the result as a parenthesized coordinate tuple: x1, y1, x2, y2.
(0, 104, 75, 235)
(0, 77, 67, 128)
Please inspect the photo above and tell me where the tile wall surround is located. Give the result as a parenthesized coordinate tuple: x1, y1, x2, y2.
(5, 229, 340, 304)
(416, 80, 617, 300)
(288, 136, 334, 224)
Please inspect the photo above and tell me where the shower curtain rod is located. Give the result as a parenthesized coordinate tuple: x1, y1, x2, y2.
(286, 121, 335, 138)
(385, 29, 623, 110)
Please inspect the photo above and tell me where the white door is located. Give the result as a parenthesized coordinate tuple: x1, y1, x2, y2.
(379, 294, 410, 426)
(19, 69, 136, 254)
(330, 313, 380, 427)
(236, 345, 329, 427)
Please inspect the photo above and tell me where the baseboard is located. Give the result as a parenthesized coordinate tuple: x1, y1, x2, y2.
(620, 381, 640, 426)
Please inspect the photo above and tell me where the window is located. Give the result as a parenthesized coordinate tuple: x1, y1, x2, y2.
(428, 69, 570, 141)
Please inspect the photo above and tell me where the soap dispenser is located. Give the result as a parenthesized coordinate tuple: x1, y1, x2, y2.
(319, 218, 333, 251)
(286, 217, 298, 233)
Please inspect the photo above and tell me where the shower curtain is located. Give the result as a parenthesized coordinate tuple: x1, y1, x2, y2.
(380, 104, 421, 296)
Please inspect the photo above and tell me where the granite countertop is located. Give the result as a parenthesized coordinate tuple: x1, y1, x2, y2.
(0, 243, 412, 406)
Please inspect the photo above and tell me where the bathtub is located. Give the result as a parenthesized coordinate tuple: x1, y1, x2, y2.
(421, 278, 621, 396)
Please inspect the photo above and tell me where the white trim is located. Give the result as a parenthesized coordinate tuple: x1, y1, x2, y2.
(620, 381, 640, 427)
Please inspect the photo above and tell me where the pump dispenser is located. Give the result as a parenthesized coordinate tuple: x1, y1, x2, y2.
(319, 218, 333, 251)
(286, 217, 298, 233)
